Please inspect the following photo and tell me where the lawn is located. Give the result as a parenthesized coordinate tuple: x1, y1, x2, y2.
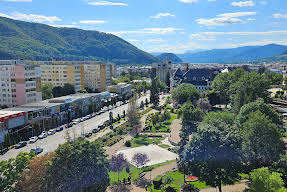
(149, 171, 210, 192)
(129, 135, 164, 148)
(144, 114, 176, 133)
(109, 160, 176, 185)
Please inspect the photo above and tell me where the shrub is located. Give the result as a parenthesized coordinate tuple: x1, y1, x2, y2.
(125, 140, 131, 147)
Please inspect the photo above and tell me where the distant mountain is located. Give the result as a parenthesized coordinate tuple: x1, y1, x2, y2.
(263, 50, 287, 62)
(150, 52, 162, 56)
(177, 49, 206, 61)
(0, 16, 158, 65)
(177, 44, 287, 63)
(156, 53, 183, 63)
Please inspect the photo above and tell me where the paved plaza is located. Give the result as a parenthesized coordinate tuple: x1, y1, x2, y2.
(117, 144, 178, 167)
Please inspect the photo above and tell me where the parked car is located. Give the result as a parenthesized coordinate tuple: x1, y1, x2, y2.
(31, 147, 43, 155)
(39, 132, 48, 139)
(15, 141, 27, 149)
(84, 132, 92, 138)
(48, 129, 56, 135)
(92, 127, 100, 133)
(98, 125, 105, 130)
(29, 136, 38, 143)
(56, 126, 64, 132)
(0, 148, 9, 155)
(110, 125, 114, 130)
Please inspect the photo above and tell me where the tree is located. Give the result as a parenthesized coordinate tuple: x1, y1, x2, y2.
(165, 72, 171, 91)
(245, 167, 287, 192)
(140, 100, 144, 109)
(178, 102, 202, 134)
(110, 153, 127, 183)
(0, 152, 35, 191)
(171, 83, 200, 105)
(211, 72, 232, 106)
(230, 72, 271, 111)
(127, 95, 141, 135)
(272, 154, 287, 187)
(52, 86, 63, 98)
(150, 78, 160, 106)
(196, 98, 211, 114)
(62, 83, 75, 95)
(181, 113, 242, 192)
(78, 89, 88, 93)
(236, 101, 283, 128)
(42, 140, 110, 192)
(132, 153, 150, 168)
(109, 111, 114, 124)
(265, 72, 283, 85)
(240, 110, 285, 168)
(41, 83, 53, 100)
(205, 90, 221, 106)
(15, 153, 55, 192)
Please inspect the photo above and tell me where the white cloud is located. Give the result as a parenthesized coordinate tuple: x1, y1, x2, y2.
(218, 12, 256, 18)
(49, 24, 77, 28)
(88, 1, 128, 6)
(79, 20, 107, 24)
(190, 34, 216, 41)
(191, 30, 287, 36)
(231, 1, 255, 7)
(179, 0, 199, 3)
(0, 0, 32, 2)
(110, 28, 183, 36)
(259, 1, 267, 5)
(273, 13, 287, 19)
(147, 38, 166, 43)
(247, 18, 256, 21)
(126, 39, 140, 42)
(196, 12, 256, 26)
(0, 11, 61, 23)
(151, 13, 175, 19)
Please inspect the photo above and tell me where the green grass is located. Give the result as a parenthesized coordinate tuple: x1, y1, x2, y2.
(158, 144, 171, 149)
(144, 114, 176, 133)
(109, 164, 143, 184)
(129, 135, 164, 148)
(140, 107, 152, 116)
(149, 171, 210, 192)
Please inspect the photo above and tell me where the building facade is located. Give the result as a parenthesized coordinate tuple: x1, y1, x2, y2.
(151, 58, 172, 82)
(171, 68, 220, 93)
(107, 83, 132, 99)
(0, 60, 42, 108)
(36, 61, 84, 92)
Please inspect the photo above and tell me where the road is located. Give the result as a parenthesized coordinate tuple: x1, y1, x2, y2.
(0, 94, 150, 162)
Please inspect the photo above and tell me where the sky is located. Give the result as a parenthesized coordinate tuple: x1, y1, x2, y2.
(0, 0, 287, 53)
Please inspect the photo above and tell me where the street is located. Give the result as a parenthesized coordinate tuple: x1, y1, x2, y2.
(0, 94, 150, 161)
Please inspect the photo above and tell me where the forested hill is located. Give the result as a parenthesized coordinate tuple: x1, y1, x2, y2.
(0, 16, 158, 65)
(156, 53, 183, 63)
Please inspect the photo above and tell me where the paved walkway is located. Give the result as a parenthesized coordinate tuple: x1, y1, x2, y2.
(200, 181, 248, 192)
(169, 119, 182, 145)
(144, 161, 177, 180)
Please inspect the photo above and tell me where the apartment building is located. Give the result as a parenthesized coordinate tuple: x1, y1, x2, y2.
(0, 60, 42, 108)
(151, 57, 172, 82)
(84, 62, 113, 92)
(29, 61, 85, 92)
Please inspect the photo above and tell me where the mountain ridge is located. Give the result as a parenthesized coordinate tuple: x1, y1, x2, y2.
(0, 16, 158, 65)
(177, 44, 287, 63)
(156, 53, 183, 63)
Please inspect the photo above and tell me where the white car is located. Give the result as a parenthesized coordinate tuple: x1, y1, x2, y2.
(39, 132, 48, 139)
(48, 129, 56, 135)
(29, 136, 38, 143)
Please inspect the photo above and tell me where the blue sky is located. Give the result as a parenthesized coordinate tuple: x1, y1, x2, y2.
(0, 0, 287, 53)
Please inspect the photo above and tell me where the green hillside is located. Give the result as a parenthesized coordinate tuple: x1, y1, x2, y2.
(0, 16, 158, 65)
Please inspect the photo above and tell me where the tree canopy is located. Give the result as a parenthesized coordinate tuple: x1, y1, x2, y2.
(171, 83, 200, 105)
(42, 140, 110, 192)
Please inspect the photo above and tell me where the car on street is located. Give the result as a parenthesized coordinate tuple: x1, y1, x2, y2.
(29, 136, 38, 143)
(92, 127, 100, 133)
(110, 125, 114, 130)
(15, 141, 27, 149)
(39, 132, 48, 139)
(0, 148, 9, 155)
(31, 147, 43, 155)
(56, 126, 64, 132)
(98, 125, 105, 130)
(48, 129, 56, 135)
(84, 132, 92, 138)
